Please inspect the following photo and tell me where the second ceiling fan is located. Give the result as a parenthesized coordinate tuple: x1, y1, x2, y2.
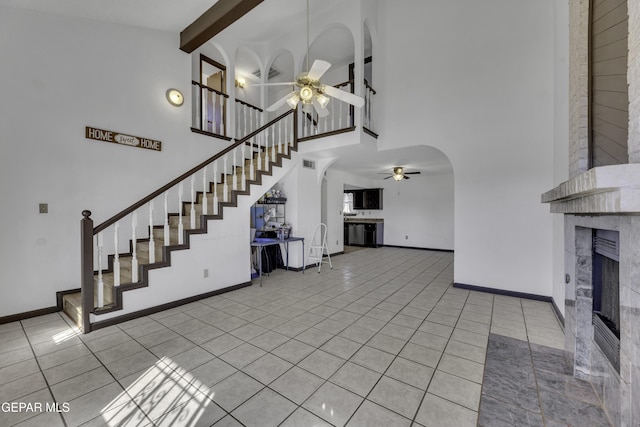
(255, 0, 365, 117)
(381, 167, 421, 181)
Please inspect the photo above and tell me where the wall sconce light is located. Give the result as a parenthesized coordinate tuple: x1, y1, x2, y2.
(235, 76, 246, 88)
(166, 89, 184, 107)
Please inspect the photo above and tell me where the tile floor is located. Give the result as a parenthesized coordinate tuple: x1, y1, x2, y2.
(0, 247, 610, 426)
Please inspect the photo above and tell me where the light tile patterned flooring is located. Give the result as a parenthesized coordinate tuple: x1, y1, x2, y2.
(0, 247, 572, 426)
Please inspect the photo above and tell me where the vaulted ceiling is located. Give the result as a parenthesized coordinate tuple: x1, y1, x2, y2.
(0, 0, 453, 181)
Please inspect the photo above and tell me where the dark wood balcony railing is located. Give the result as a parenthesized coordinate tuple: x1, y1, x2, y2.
(191, 80, 230, 140)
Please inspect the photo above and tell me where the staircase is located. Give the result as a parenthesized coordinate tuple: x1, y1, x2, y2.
(63, 111, 298, 332)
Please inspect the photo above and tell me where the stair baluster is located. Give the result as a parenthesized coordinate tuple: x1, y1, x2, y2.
(236, 103, 241, 137)
(113, 222, 120, 287)
(148, 201, 155, 264)
(219, 96, 225, 136)
(178, 183, 184, 245)
(213, 161, 219, 215)
(97, 231, 104, 308)
(241, 144, 246, 191)
(257, 135, 262, 172)
(243, 104, 248, 137)
(223, 155, 228, 203)
(285, 118, 290, 156)
(163, 192, 170, 246)
(233, 150, 238, 191)
(270, 127, 276, 163)
(249, 142, 255, 181)
(131, 212, 139, 282)
(190, 176, 196, 229)
(201, 87, 207, 131)
(202, 167, 208, 216)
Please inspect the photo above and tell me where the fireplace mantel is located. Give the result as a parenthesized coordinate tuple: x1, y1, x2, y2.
(541, 164, 640, 214)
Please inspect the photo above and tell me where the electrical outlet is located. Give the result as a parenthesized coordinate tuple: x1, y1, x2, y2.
(405, 235, 408, 240)
(336, 240, 339, 245)
(203, 269, 209, 278)
(39, 203, 48, 214)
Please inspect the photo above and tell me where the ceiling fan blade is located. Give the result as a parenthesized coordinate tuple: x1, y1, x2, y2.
(252, 82, 297, 87)
(322, 85, 365, 108)
(403, 175, 410, 179)
(312, 99, 330, 117)
(266, 92, 293, 112)
(383, 176, 393, 180)
(404, 172, 421, 175)
(307, 60, 331, 81)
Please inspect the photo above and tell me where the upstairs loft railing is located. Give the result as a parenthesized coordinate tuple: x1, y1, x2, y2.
(80, 109, 297, 333)
(191, 81, 230, 139)
(298, 79, 377, 140)
(190, 78, 376, 142)
(363, 79, 376, 136)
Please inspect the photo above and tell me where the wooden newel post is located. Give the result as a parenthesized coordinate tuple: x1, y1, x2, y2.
(80, 210, 94, 334)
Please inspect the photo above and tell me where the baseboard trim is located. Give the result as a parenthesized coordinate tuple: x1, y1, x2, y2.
(551, 298, 565, 330)
(453, 282, 553, 303)
(382, 245, 454, 253)
(90, 281, 252, 332)
(0, 306, 60, 324)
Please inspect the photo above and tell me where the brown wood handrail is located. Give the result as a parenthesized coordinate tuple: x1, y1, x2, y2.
(333, 80, 353, 90)
(235, 98, 263, 112)
(92, 109, 294, 234)
(191, 80, 229, 98)
(364, 79, 377, 95)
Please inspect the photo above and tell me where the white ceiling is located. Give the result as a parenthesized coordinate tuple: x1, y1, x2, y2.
(306, 145, 453, 182)
(0, 0, 451, 181)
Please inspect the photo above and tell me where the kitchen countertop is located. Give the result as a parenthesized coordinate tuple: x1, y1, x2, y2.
(344, 218, 384, 223)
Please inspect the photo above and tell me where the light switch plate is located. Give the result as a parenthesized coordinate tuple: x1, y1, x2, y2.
(39, 203, 48, 214)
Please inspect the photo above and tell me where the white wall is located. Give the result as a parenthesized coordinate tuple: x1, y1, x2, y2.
(377, 0, 556, 295)
(552, 0, 570, 316)
(0, 6, 228, 317)
(375, 173, 454, 250)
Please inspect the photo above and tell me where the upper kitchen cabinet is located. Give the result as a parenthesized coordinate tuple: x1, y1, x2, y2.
(347, 188, 383, 210)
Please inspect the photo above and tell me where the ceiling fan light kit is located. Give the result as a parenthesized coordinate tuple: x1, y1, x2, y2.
(381, 166, 422, 181)
(256, 0, 365, 116)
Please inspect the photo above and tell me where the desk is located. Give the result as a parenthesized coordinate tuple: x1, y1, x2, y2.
(251, 237, 305, 286)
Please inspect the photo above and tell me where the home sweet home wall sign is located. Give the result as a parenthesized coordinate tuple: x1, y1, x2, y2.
(85, 126, 162, 152)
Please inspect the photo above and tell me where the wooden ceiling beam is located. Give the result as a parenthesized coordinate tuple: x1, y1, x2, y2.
(180, 0, 264, 53)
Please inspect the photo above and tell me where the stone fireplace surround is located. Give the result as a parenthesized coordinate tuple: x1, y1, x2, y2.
(543, 166, 640, 427)
(544, 1, 640, 424)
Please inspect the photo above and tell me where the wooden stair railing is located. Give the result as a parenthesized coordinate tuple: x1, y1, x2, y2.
(78, 109, 297, 333)
(235, 98, 263, 139)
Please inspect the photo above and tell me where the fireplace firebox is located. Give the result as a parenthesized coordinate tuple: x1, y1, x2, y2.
(592, 229, 620, 372)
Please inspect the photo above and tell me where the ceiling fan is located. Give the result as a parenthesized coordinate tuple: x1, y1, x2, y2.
(253, 0, 365, 117)
(381, 167, 421, 181)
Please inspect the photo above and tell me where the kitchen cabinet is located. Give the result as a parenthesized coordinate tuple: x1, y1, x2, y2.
(345, 188, 383, 210)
